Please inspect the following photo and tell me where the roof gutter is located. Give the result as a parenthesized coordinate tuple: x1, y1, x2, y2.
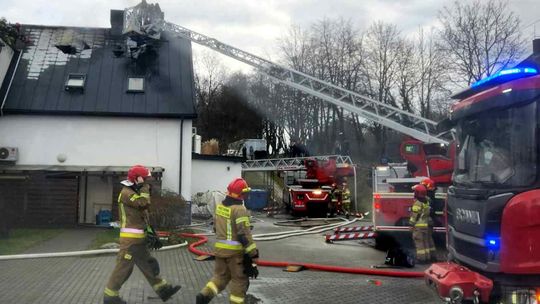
(1, 50, 23, 116)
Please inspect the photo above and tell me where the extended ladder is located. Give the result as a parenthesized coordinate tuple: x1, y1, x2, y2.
(163, 22, 449, 145)
(242, 155, 353, 172)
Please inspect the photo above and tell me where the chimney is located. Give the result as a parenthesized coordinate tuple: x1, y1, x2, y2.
(533, 38, 540, 55)
(110, 10, 124, 36)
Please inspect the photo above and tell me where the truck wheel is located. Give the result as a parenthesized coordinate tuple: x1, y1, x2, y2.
(375, 233, 394, 251)
(308, 204, 328, 218)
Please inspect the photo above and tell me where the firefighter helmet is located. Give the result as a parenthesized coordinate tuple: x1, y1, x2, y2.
(127, 165, 151, 182)
(227, 178, 251, 199)
(412, 184, 427, 199)
(421, 178, 436, 191)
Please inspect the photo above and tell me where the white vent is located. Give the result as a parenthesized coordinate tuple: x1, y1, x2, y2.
(0, 147, 18, 162)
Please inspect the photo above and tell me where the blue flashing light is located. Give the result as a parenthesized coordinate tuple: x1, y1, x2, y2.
(486, 237, 500, 249)
(471, 67, 538, 88)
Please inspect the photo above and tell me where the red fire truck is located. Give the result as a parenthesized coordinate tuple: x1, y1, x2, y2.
(425, 39, 540, 303)
(283, 157, 355, 217)
(372, 138, 453, 249)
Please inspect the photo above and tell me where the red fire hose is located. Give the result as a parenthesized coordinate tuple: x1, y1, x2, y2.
(180, 233, 424, 278)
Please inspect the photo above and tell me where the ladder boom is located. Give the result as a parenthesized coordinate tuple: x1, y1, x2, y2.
(163, 22, 449, 145)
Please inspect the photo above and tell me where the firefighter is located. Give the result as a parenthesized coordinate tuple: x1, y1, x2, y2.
(329, 183, 340, 217)
(421, 178, 438, 261)
(409, 184, 436, 264)
(103, 165, 181, 304)
(341, 182, 351, 219)
(196, 178, 259, 304)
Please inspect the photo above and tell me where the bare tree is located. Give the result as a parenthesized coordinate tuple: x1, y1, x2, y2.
(438, 0, 525, 85)
(415, 28, 451, 119)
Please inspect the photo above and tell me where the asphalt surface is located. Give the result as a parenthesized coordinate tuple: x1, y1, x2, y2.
(0, 214, 443, 304)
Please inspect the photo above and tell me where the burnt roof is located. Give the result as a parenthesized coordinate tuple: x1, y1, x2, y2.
(0, 25, 196, 118)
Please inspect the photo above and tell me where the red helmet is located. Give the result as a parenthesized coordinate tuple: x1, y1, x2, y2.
(227, 178, 251, 199)
(421, 178, 436, 191)
(412, 184, 427, 199)
(127, 165, 151, 182)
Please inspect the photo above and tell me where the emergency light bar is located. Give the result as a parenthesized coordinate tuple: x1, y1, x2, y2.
(471, 67, 538, 88)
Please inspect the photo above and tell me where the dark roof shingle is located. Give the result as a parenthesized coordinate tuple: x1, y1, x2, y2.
(2, 25, 196, 118)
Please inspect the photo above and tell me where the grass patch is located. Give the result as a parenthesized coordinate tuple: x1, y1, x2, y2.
(0, 229, 65, 255)
(88, 228, 119, 250)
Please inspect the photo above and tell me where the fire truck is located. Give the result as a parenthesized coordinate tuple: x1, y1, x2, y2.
(424, 40, 540, 303)
(372, 137, 455, 249)
(127, 3, 540, 301)
(283, 157, 355, 217)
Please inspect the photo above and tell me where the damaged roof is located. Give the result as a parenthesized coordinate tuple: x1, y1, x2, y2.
(0, 25, 196, 118)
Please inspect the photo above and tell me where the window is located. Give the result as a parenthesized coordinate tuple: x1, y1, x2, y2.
(64, 74, 86, 91)
(127, 77, 144, 93)
(403, 144, 419, 154)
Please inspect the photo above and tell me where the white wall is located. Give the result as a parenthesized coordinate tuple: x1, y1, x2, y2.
(181, 120, 193, 200)
(0, 115, 191, 194)
(191, 158, 242, 196)
(0, 39, 14, 91)
(79, 175, 113, 224)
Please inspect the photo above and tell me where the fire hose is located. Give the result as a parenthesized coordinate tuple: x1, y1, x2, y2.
(181, 233, 424, 278)
(0, 241, 188, 261)
(253, 217, 358, 241)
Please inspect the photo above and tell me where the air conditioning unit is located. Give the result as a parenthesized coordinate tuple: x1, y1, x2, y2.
(0, 147, 18, 162)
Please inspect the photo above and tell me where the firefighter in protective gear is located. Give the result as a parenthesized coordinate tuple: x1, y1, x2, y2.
(341, 182, 351, 218)
(409, 184, 436, 264)
(329, 183, 340, 217)
(196, 178, 259, 304)
(103, 165, 181, 304)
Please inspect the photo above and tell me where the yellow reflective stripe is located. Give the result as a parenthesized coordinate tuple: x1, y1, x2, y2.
(412, 205, 421, 212)
(216, 205, 231, 218)
(415, 223, 428, 227)
(104, 288, 119, 297)
(119, 203, 126, 229)
(206, 281, 219, 295)
(140, 193, 150, 198)
(215, 242, 243, 250)
(120, 232, 146, 238)
(130, 193, 145, 201)
(245, 243, 257, 253)
(236, 216, 250, 226)
(230, 294, 245, 303)
(227, 219, 232, 240)
(153, 279, 167, 291)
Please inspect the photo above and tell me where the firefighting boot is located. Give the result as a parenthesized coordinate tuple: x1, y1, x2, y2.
(196, 293, 213, 304)
(156, 284, 181, 302)
(103, 295, 127, 304)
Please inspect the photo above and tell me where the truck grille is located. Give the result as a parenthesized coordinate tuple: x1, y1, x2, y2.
(452, 236, 488, 264)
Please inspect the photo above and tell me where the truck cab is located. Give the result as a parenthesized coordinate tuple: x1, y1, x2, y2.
(426, 39, 540, 303)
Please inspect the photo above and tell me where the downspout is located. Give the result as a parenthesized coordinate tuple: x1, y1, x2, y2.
(1, 50, 23, 116)
(179, 120, 183, 195)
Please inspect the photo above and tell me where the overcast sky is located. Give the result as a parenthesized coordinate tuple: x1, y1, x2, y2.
(2, 0, 539, 72)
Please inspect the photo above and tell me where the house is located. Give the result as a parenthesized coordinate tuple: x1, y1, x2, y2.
(0, 10, 196, 226)
(191, 153, 244, 195)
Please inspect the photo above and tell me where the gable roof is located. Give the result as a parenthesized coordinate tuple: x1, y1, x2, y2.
(0, 25, 196, 119)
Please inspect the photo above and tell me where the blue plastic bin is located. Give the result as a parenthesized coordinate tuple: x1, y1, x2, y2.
(245, 189, 268, 210)
(96, 209, 112, 226)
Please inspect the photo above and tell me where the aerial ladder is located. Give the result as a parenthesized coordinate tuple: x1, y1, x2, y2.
(124, 1, 450, 217)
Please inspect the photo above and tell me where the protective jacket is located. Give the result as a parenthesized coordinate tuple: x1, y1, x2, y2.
(409, 198, 430, 228)
(214, 197, 257, 258)
(117, 181, 151, 241)
(342, 188, 351, 203)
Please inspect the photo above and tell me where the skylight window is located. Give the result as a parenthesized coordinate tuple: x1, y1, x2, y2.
(64, 74, 86, 91)
(127, 77, 145, 93)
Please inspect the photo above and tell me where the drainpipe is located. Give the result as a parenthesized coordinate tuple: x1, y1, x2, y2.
(1, 50, 23, 116)
(179, 120, 183, 195)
